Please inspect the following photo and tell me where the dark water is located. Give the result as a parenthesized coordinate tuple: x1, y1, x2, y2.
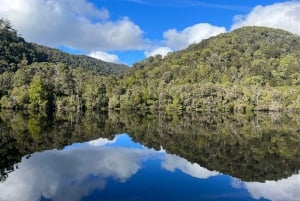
(0, 111, 300, 201)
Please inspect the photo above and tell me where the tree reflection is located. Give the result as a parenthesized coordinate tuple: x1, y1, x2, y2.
(0, 110, 299, 182)
(119, 111, 300, 182)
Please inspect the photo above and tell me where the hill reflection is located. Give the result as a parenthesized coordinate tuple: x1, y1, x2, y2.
(1, 110, 299, 182)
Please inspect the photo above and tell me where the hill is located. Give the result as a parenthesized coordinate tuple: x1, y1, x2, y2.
(0, 19, 125, 111)
(32, 44, 127, 75)
(109, 26, 300, 112)
(0, 19, 127, 75)
(1, 18, 300, 112)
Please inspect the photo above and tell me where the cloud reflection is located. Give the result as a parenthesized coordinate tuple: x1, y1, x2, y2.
(162, 154, 219, 179)
(243, 173, 300, 201)
(0, 137, 154, 201)
(0, 135, 221, 201)
(88, 136, 117, 146)
(231, 172, 300, 201)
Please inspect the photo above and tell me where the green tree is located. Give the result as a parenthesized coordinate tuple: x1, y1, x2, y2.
(29, 76, 49, 110)
(83, 81, 108, 110)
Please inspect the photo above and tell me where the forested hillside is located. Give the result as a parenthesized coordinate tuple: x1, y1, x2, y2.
(0, 19, 125, 111)
(0, 19, 127, 75)
(1, 18, 300, 112)
(112, 26, 300, 112)
(33, 44, 127, 75)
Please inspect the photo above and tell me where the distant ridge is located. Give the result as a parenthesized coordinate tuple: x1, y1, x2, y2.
(32, 44, 128, 75)
(0, 18, 128, 75)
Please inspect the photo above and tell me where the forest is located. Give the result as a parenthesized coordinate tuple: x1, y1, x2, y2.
(1, 18, 300, 112)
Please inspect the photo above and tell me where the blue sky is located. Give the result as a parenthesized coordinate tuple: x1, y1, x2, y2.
(1, 0, 300, 65)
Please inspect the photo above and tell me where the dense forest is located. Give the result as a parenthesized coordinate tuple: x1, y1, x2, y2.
(0, 19, 126, 111)
(119, 26, 300, 112)
(1, 18, 300, 112)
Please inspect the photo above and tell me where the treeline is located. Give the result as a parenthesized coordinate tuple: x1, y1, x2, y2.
(0, 62, 114, 111)
(2, 18, 300, 112)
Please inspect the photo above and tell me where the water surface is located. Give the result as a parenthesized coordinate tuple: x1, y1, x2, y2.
(0, 111, 299, 201)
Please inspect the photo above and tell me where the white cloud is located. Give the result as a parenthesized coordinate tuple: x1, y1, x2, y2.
(163, 23, 226, 50)
(145, 46, 173, 58)
(162, 154, 219, 179)
(231, 1, 300, 35)
(142, 23, 225, 58)
(89, 51, 121, 63)
(241, 172, 300, 201)
(0, 0, 146, 51)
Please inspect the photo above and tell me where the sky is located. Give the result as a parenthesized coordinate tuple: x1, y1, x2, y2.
(1, 0, 300, 66)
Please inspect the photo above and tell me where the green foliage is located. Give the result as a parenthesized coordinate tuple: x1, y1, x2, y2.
(2, 21, 300, 112)
(83, 80, 108, 110)
(33, 44, 128, 75)
(0, 18, 128, 75)
(0, 19, 35, 72)
(28, 76, 50, 110)
(111, 26, 300, 112)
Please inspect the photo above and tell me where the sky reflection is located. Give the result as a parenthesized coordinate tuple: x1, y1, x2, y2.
(0, 134, 297, 201)
(239, 173, 300, 201)
(0, 135, 156, 201)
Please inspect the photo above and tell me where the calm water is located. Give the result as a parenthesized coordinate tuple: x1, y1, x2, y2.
(0, 111, 300, 201)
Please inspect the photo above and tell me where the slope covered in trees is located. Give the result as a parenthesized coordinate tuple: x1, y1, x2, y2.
(0, 19, 41, 73)
(113, 26, 300, 112)
(0, 19, 126, 111)
(33, 44, 127, 75)
(0, 19, 127, 75)
(1, 18, 300, 112)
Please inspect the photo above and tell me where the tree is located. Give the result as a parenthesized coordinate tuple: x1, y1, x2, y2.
(83, 81, 108, 110)
(28, 76, 49, 110)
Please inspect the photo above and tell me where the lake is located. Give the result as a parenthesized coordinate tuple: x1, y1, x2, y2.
(0, 110, 299, 201)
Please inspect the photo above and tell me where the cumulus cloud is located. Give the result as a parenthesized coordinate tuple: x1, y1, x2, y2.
(0, 0, 146, 51)
(89, 51, 121, 63)
(241, 172, 300, 201)
(163, 23, 226, 50)
(231, 1, 300, 35)
(145, 46, 173, 58)
(162, 154, 219, 179)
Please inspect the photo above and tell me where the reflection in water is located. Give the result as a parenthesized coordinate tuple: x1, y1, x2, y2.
(0, 135, 157, 201)
(0, 134, 280, 201)
(120, 112, 300, 182)
(0, 110, 300, 200)
(242, 173, 300, 201)
(162, 154, 219, 179)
